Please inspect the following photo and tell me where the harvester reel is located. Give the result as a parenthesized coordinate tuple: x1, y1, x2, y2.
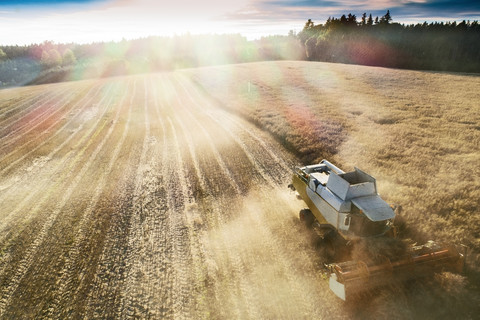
(356, 261, 370, 278)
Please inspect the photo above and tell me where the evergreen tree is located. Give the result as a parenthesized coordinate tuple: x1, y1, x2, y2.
(367, 14, 373, 26)
(380, 10, 392, 24)
(347, 13, 357, 26)
(361, 13, 367, 26)
(299, 19, 316, 44)
(297, 12, 480, 72)
(304, 19, 314, 30)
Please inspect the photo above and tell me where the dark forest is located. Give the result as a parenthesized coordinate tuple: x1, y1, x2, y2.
(298, 11, 480, 72)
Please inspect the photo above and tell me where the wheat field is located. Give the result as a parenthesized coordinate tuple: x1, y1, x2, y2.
(0, 61, 479, 318)
(185, 61, 479, 255)
(185, 60, 480, 306)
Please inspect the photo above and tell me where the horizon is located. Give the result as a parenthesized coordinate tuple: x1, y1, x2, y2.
(1, 0, 479, 46)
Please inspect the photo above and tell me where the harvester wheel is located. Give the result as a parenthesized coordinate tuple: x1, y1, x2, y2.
(299, 209, 314, 228)
(323, 233, 337, 261)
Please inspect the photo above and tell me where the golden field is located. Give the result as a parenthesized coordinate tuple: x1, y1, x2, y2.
(185, 61, 480, 258)
(0, 61, 478, 318)
(185, 61, 480, 314)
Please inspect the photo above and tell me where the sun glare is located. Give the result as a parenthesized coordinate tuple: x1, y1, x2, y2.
(0, 0, 266, 45)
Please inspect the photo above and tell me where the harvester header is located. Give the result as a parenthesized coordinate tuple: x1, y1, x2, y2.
(328, 241, 465, 300)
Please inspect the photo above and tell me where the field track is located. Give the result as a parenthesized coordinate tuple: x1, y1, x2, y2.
(0, 73, 353, 319)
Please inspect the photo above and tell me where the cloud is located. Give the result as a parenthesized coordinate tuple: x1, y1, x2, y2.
(222, 0, 480, 24)
(0, 0, 478, 45)
(0, 0, 106, 9)
(0, 0, 256, 45)
(96, 0, 249, 15)
(398, 0, 480, 14)
(222, 0, 384, 22)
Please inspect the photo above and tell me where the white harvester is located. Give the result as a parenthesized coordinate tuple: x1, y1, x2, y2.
(289, 160, 465, 301)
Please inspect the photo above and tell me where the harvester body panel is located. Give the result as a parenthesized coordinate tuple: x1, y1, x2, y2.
(351, 195, 395, 221)
(291, 160, 395, 239)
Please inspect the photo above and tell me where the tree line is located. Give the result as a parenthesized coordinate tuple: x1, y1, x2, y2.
(298, 11, 480, 72)
(1, 11, 479, 87)
(0, 35, 302, 87)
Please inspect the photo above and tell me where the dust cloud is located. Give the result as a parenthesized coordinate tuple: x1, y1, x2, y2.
(200, 187, 345, 319)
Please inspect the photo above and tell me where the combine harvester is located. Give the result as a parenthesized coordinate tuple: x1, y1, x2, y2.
(288, 160, 465, 301)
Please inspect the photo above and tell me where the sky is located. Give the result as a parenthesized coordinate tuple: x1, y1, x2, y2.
(0, 0, 479, 45)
